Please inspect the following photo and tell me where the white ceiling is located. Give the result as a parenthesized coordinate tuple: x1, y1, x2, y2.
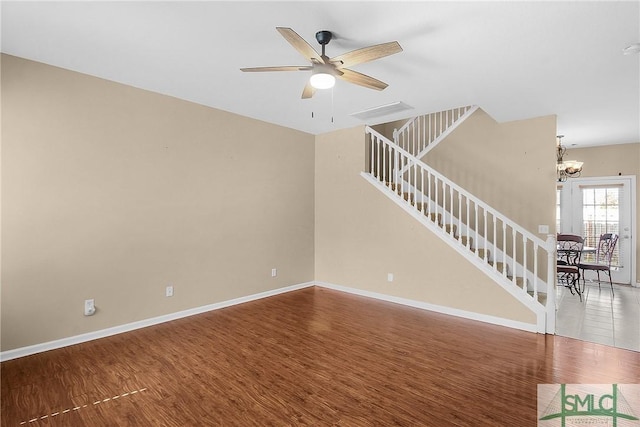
(2, 1, 639, 147)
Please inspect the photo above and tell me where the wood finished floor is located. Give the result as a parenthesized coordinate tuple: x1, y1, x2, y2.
(2, 286, 639, 426)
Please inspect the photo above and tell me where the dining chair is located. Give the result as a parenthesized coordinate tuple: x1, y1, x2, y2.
(556, 234, 584, 300)
(578, 233, 619, 294)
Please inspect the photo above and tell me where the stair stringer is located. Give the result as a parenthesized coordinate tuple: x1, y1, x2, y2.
(361, 172, 547, 333)
(390, 178, 549, 294)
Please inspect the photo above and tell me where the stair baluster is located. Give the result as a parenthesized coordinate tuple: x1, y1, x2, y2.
(364, 121, 553, 333)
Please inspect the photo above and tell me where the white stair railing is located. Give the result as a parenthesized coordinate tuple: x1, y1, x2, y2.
(366, 126, 555, 332)
(394, 105, 477, 158)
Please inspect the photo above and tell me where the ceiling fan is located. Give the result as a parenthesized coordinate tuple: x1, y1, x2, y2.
(240, 27, 403, 99)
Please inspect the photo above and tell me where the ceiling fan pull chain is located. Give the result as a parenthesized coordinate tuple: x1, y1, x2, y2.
(331, 87, 334, 123)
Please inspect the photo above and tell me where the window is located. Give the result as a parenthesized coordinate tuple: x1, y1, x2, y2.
(580, 185, 621, 265)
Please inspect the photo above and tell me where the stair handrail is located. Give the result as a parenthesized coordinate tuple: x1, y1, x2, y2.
(367, 125, 549, 250)
(393, 105, 477, 157)
(366, 125, 556, 332)
(395, 116, 418, 139)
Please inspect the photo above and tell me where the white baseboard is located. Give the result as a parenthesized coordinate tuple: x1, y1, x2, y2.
(1, 280, 538, 361)
(315, 281, 538, 333)
(0, 282, 315, 362)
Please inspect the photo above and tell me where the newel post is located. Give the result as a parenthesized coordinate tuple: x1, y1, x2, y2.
(545, 234, 557, 334)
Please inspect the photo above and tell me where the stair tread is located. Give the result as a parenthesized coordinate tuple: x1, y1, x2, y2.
(488, 261, 508, 274)
(528, 290, 547, 305)
(471, 247, 490, 254)
(385, 177, 543, 306)
(442, 224, 457, 233)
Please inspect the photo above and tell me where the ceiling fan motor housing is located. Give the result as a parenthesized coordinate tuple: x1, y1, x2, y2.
(315, 30, 332, 45)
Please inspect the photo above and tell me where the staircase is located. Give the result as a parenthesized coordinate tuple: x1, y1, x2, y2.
(362, 107, 556, 333)
(394, 105, 478, 158)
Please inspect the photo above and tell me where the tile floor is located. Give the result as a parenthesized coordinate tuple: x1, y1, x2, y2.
(556, 281, 640, 352)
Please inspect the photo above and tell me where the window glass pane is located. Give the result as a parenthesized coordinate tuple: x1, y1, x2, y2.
(583, 189, 594, 205)
(581, 186, 620, 264)
(594, 188, 606, 204)
(606, 189, 619, 207)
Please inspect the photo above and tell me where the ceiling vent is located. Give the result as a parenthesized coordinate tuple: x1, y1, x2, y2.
(350, 101, 413, 121)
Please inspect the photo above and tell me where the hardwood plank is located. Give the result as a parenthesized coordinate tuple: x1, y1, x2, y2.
(2, 286, 638, 426)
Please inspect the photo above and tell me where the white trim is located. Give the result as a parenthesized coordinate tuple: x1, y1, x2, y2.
(394, 176, 550, 294)
(629, 175, 637, 287)
(315, 281, 538, 333)
(361, 171, 546, 332)
(393, 106, 479, 176)
(561, 175, 636, 285)
(414, 105, 479, 159)
(0, 282, 315, 362)
(0, 281, 539, 362)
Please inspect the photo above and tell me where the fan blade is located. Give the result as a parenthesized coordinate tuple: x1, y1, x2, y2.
(331, 41, 402, 69)
(276, 27, 324, 63)
(301, 81, 316, 99)
(240, 66, 312, 72)
(338, 68, 388, 91)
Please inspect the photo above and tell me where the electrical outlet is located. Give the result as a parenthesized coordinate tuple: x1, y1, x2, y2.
(166, 285, 174, 297)
(388, 273, 394, 282)
(84, 299, 96, 316)
(271, 268, 277, 277)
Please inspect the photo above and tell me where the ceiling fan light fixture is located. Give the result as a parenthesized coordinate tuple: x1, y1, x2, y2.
(563, 160, 584, 174)
(241, 27, 402, 98)
(556, 135, 584, 181)
(310, 71, 335, 89)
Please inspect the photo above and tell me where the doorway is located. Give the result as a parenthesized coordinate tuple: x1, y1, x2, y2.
(557, 176, 634, 285)
(555, 175, 638, 352)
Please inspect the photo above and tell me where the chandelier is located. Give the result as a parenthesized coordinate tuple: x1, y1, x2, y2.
(556, 135, 583, 182)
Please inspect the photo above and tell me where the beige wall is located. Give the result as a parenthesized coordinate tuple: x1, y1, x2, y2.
(1, 55, 315, 351)
(314, 126, 536, 324)
(0, 54, 567, 352)
(566, 143, 640, 284)
(425, 109, 557, 237)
